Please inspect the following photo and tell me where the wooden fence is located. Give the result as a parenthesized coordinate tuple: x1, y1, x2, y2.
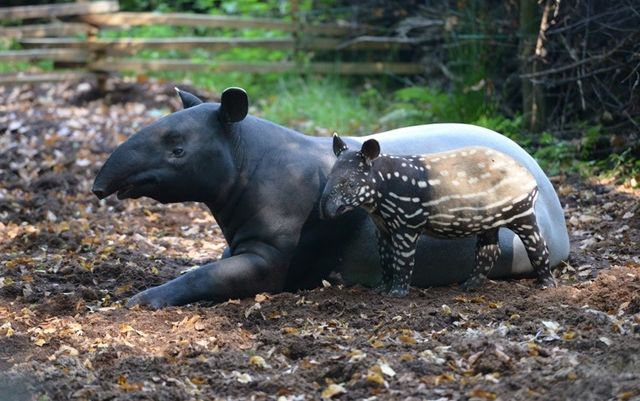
(0, 1, 423, 86)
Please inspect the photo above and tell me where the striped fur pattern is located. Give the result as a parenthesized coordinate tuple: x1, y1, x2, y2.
(320, 134, 556, 297)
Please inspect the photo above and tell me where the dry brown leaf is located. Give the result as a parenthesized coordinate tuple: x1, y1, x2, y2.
(321, 383, 346, 399)
(118, 375, 143, 392)
(282, 327, 299, 335)
(365, 369, 386, 386)
(470, 389, 497, 400)
(249, 355, 267, 368)
(255, 293, 269, 303)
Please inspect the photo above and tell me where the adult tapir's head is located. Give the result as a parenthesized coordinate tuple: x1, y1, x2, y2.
(92, 87, 248, 204)
(320, 134, 380, 219)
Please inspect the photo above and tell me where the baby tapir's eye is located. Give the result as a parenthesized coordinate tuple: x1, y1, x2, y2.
(172, 147, 185, 157)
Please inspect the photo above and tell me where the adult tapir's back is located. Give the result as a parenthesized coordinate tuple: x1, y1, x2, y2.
(327, 124, 569, 288)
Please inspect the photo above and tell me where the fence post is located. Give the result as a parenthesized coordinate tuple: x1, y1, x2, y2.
(87, 24, 107, 93)
(290, 0, 302, 68)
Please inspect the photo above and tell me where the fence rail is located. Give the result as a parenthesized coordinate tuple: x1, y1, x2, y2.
(0, 1, 422, 86)
(19, 37, 415, 52)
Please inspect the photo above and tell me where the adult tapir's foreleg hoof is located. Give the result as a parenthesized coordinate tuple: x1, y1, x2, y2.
(507, 215, 556, 289)
(126, 273, 200, 309)
(461, 229, 501, 291)
(127, 286, 171, 309)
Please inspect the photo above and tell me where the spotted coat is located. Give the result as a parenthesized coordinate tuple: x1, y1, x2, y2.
(320, 134, 557, 296)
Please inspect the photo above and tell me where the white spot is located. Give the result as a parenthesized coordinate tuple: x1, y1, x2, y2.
(477, 162, 486, 168)
(394, 172, 400, 178)
(427, 179, 439, 186)
(452, 180, 460, 186)
(402, 175, 408, 182)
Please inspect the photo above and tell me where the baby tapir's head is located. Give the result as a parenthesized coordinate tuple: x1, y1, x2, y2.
(320, 134, 381, 219)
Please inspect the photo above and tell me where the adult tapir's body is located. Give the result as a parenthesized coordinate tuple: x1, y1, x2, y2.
(92, 88, 569, 308)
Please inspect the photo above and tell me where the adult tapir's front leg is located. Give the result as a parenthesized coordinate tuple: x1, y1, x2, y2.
(127, 249, 287, 309)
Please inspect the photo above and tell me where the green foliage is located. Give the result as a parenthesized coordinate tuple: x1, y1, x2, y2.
(593, 149, 640, 187)
(532, 132, 578, 176)
(258, 77, 378, 135)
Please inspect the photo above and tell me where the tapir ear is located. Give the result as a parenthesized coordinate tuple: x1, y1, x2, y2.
(332, 133, 348, 157)
(175, 87, 203, 109)
(220, 87, 248, 123)
(360, 139, 380, 164)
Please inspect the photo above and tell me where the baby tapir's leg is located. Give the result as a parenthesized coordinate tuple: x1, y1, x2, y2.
(461, 229, 501, 291)
(388, 229, 420, 297)
(374, 230, 394, 293)
(508, 214, 557, 288)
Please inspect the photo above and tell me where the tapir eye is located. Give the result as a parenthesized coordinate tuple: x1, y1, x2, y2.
(172, 147, 185, 157)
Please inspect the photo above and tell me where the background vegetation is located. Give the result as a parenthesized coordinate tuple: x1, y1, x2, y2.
(2, 0, 638, 185)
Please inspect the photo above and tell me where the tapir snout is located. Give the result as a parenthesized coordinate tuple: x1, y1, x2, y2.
(92, 133, 160, 201)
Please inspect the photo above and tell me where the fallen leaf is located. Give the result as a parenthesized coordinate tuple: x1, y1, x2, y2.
(249, 355, 267, 368)
(118, 375, 143, 392)
(365, 369, 386, 386)
(255, 293, 269, 303)
(282, 327, 299, 335)
(470, 389, 497, 400)
(378, 360, 396, 377)
(321, 383, 346, 399)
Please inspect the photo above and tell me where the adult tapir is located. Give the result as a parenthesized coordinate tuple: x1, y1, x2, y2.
(92, 87, 570, 308)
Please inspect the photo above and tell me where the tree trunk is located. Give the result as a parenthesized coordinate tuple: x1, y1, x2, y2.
(519, 0, 549, 132)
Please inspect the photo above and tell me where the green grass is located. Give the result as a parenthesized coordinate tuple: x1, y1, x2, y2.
(257, 77, 379, 135)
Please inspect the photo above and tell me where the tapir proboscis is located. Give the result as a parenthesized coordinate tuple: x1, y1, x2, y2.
(92, 87, 569, 308)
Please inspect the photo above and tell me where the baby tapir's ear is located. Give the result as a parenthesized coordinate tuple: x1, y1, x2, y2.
(220, 87, 249, 123)
(175, 87, 203, 109)
(333, 133, 349, 157)
(360, 139, 380, 164)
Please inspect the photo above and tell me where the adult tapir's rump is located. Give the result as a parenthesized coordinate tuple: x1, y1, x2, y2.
(92, 88, 569, 308)
(336, 124, 570, 288)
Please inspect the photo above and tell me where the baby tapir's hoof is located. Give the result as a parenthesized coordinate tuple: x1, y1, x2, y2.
(535, 275, 557, 289)
(373, 282, 391, 294)
(387, 286, 410, 298)
(460, 275, 487, 291)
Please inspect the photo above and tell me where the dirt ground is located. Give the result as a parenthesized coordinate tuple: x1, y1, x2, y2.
(1, 80, 639, 401)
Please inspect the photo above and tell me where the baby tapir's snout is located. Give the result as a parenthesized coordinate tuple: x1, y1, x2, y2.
(319, 188, 350, 220)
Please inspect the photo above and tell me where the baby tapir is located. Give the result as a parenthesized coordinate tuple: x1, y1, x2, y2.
(320, 134, 557, 297)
